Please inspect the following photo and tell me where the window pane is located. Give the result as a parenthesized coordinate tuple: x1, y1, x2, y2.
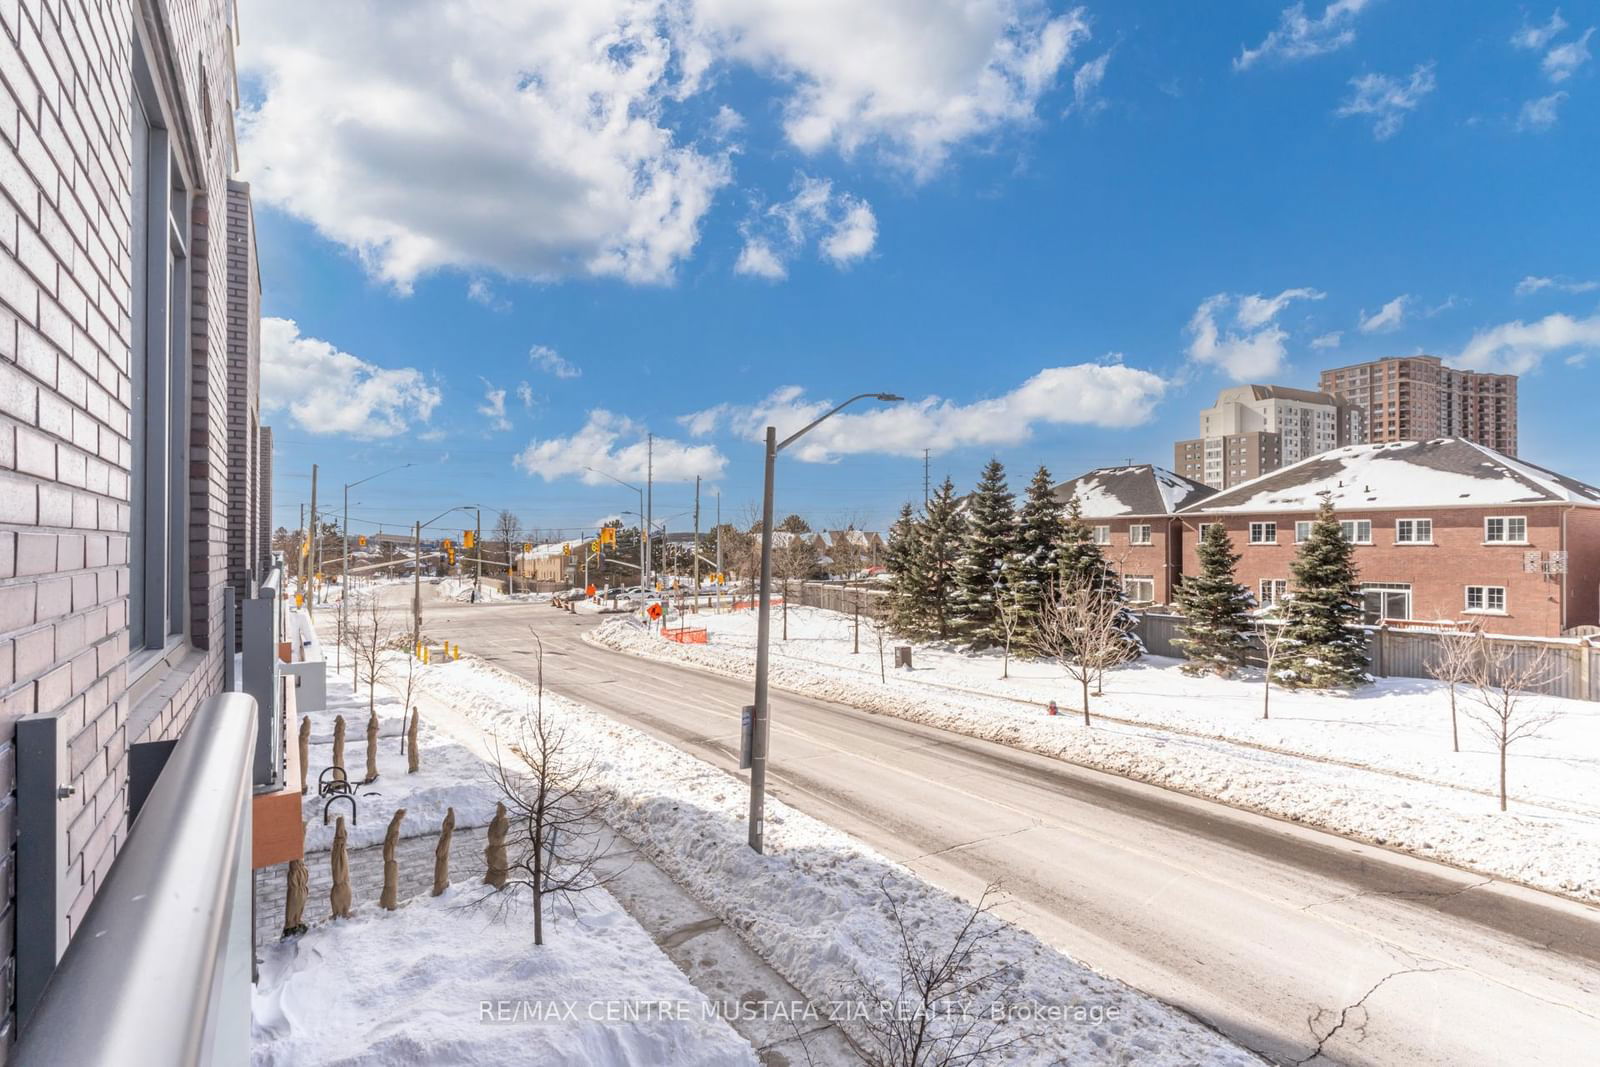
(130, 92, 149, 651)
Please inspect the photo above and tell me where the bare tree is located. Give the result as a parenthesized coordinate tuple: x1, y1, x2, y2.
(846, 880, 1032, 1067)
(482, 631, 617, 944)
(773, 531, 820, 641)
(492, 510, 523, 571)
(1425, 618, 1485, 753)
(348, 591, 394, 715)
(1465, 638, 1560, 811)
(1258, 613, 1291, 721)
(993, 577, 1025, 681)
(1034, 575, 1126, 725)
(856, 593, 892, 684)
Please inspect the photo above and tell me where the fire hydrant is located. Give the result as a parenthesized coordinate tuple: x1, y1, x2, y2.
(1047, 700, 1058, 716)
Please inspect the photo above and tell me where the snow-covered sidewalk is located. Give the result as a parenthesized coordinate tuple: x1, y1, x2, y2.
(588, 607, 1600, 905)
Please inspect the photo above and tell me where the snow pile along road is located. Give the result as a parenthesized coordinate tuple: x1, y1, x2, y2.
(588, 611, 1600, 904)
(402, 654, 1263, 1066)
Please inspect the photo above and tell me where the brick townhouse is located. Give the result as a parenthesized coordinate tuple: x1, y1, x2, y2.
(0, 0, 260, 1049)
(1052, 464, 1215, 607)
(1177, 439, 1600, 637)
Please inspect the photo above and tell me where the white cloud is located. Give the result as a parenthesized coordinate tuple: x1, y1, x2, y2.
(1543, 26, 1594, 81)
(514, 410, 727, 482)
(1336, 63, 1435, 141)
(680, 364, 1168, 463)
(477, 380, 511, 431)
(1358, 294, 1408, 333)
(1517, 91, 1569, 130)
(1069, 51, 1111, 116)
(1515, 274, 1599, 296)
(1235, 0, 1374, 71)
(1512, 10, 1568, 51)
(516, 382, 537, 409)
(530, 344, 582, 380)
(1185, 288, 1324, 380)
(260, 317, 441, 438)
(1311, 331, 1343, 349)
(735, 175, 877, 279)
(466, 279, 511, 311)
(239, 1, 1083, 289)
(1455, 312, 1600, 374)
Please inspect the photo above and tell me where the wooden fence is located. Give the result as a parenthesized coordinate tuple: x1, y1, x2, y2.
(1136, 612, 1600, 701)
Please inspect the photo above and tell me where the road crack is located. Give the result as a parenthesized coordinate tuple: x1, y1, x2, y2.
(1296, 965, 1455, 1065)
(1300, 878, 1494, 913)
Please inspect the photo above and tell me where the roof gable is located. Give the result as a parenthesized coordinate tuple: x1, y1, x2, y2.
(1054, 464, 1216, 517)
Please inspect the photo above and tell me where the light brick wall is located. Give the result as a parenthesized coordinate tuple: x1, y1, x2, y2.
(0, 0, 246, 1048)
(225, 178, 259, 638)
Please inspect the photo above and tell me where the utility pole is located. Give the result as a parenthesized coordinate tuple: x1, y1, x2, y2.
(692, 476, 701, 614)
(297, 503, 306, 591)
(308, 463, 319, 613)
(412, 520, 422, 649)
(645, 432, 654, 591)
(715, 492, 723, 614)
(474, 506, 482, 602)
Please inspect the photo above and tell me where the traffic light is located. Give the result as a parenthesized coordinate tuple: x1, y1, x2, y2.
(522, 542, 532, 554)
(445, 539, 456, 565)
(358, 535, 367, 547)
(463, 530, 475, 549)
(562, 543, 571, 557)
(600, 526, 616, 547)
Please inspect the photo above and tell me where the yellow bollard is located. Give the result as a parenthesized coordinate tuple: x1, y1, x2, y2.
(423, 646, 430, 664)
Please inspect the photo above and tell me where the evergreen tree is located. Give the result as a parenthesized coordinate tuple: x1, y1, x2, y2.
(1172, 523, 1254, 676)
(916, 477, 966, 639)
(1276, 493, 1370, 688)
(953, 459, 1016, 648)
(1006, 465, 1064, 647)
(885, 503, 926, 636)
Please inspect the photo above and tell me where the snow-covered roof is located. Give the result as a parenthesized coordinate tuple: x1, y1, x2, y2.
(517, 538, 587, 560)
(1185, 439, 1600, 514)
(1053, 464, 1215, 517)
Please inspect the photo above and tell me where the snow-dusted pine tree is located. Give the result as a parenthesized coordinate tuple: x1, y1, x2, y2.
(953, 459, 1015, 649)
(1056, 498, 1142, 665)
(885, 502, 926, 636)
(1276, 493, 1370, 689)
(916, 477, 966, 639)
(1172, 523, 1254, 677)
(1006, 465, 1064, 648)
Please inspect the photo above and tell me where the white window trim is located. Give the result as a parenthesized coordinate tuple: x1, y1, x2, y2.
(1092, 525, 1111, 545)
(1123, 575, 1155, 605)
(1293, 521, 1312, 544)
(1483, 516, 1528, 545)
(1395, 518, 1434, 545)
(1464, 585, 1508, 615)
(1128, 524, 1152, 546)
(1339, 519, 1373, 545)
(1249, 521, 1277, 545)
(1259, 578, 1288, 606)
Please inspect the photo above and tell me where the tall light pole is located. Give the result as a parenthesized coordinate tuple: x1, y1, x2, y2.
(747, 392, 901, 853)
(412, 504, 478, 648)
(340, 463, 412, 676)
(585, 466, 646, 586)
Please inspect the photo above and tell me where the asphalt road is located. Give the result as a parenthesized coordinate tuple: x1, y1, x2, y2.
(412, 593, 1600, 1066)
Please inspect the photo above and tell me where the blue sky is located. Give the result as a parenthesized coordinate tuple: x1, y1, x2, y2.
(239, 1, 1599, 543)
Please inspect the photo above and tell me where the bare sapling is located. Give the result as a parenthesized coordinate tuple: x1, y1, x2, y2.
(1258, 614, 1291, 721)
(1034, 575, 1126, 725)
(1465, 637, 1559, 811)
(1425, 617, 1485, 753)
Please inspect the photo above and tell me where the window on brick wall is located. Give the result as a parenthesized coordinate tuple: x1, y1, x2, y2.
(130, 51, 191, 654)
(1128, 524, 1152, 545)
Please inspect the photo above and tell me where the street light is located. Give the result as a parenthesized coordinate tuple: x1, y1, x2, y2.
(339, 463, 412, 676)
(412, 504, 480, 648)
(586, 466, 648, 585)
(747, 392, 902, 853)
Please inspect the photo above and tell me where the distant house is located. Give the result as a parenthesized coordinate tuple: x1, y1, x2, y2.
(516, 540, 585, 584)
(1052, 464, 1216, 607)
(1179, 439, 1600, 636)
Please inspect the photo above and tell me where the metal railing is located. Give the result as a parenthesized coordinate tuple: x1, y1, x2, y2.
(15, 692, 258, 1066)
(244, 566, 285, 786)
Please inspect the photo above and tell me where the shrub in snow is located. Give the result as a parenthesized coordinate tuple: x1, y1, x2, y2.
(953, 458, 1016, 650)
(433, 807, 455, 897)
(1172, 523, 1254, 677)
(330, 816, 352, 920)
(1007, 464, 1066, 653)
(1276, 492, 1370, 689)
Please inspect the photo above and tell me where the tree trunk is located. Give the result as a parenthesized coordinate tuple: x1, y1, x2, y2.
(364, 710, 380, 783)
(329, 816, 352, 919)
(379, 808, 406, 910)
(1449, 685, 1459, 753)
(298, 716, 311, 795)
(407, 709, 420, 774)
(284, 857, 309, 936)
(433, 807, 455, 896)
(533, 886, 544, 947)
(1081, 675, 1090, 725)
(1499, 737, 1508, 812)
(1263, 676, 1270, 720)
(484, 803, 509, 889)
(332, 715, 346, 776)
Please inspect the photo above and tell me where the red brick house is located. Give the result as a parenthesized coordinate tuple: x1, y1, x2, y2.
(1053, 465, 1215, 607)
(1177, 439, 1600, 637)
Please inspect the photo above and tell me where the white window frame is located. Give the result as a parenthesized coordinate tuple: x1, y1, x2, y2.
(1092, 525, 1111, 545)
(1484, 516, 1527, 544)
(1339, 519, 1373, 544)
(1361, 582, 1413, 623)
(129, 45, 192, 660)
(1294, 521, 1312, 543)
(1128, 524, 1152, 546)
(1259, 578, 1287, 606)
(1123, 575, 1155, 605)
(1395, 518, 1433, 545)
(1249, 521, 1277, 544)
(1464, 585, 1507, 614)
(1197, 522, 1218, 541)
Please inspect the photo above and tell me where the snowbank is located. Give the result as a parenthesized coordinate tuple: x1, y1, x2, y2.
(400, 655, 1261, 1065)
(588, 608, 1600, 904)
(252, 884, 756, 1067)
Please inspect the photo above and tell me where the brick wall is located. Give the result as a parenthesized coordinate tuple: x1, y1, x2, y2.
(0, 0, 245, 1050)
(1179, 505, 1595, 637)
(225, 178, 259, 638)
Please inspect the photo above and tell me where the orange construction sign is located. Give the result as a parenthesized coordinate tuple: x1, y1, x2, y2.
(586, 583, 597, 597)
(647, 602, 663, 620)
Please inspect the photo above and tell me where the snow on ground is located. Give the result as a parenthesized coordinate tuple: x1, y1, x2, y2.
(297, 653, 500, 852)
(252, 883, 756, 1067)
(400, 654, 1262, 1065)
(589, 607, 1600, 904)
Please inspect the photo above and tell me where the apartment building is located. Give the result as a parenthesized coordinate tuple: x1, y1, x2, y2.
(0, 0, 260, 1046)
(1178, 439, 1600, 637)
(1318, 355, 1518, 455)
(1174, 384, 1362, 489)
(1053, 464, 1215, 607)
